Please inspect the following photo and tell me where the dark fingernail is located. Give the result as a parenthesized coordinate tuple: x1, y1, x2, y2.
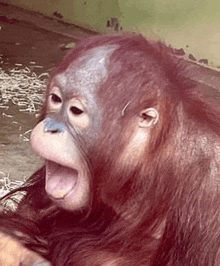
(33, 261, 52, 266)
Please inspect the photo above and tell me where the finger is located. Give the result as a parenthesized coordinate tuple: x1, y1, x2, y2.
(0, 232, 51, 266)
(21, 246, 51, 266)
(32, 261, 52, 266)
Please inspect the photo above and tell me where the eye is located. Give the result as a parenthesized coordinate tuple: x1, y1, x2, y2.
(47, 87, 62, 113)
(70, 106, 84, 115)
(50, 93, 62, 103)
(68, 98, 89, 129)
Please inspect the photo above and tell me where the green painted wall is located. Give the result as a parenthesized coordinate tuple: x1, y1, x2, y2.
(118, 0, 220, 67)
(4, 0, 122, 31)
(3, 0, 220, 67)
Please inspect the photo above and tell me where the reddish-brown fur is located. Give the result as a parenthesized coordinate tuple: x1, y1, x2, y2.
(1, 34, 220, 265)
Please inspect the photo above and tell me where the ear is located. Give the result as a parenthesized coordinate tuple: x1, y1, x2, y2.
(138, 108, 159, 128)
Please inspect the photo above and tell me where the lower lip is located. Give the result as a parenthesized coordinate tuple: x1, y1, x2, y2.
(45, 160, 79, 200)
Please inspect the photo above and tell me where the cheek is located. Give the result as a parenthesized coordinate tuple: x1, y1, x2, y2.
(118, 128, 149, 168)
(30, 121, 82, 169)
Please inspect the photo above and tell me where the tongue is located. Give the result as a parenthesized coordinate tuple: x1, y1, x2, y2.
(45, 161, 78, 199)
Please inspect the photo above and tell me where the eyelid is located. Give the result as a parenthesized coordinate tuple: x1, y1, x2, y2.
(49, 86, 62, 99)
(68, 98, 86, 112)
(47, 86, 63, 114)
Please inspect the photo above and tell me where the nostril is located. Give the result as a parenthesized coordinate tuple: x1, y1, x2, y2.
(44, 118, 65, 133)
(50, 129, 61, 134)
(44, 128, 61, 133)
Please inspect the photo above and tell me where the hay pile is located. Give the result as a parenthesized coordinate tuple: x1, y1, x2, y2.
(0, 172, 26, 210)
(0, 65, 48, 206)
(0, 65, 48, 113)
(0, 172, 24, 197)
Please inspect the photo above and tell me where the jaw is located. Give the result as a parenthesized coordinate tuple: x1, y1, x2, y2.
(45, 160, 90, 211)
(45, 160, 78, 199)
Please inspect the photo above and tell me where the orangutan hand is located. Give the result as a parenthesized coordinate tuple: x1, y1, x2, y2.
(0, 232, 51, 266)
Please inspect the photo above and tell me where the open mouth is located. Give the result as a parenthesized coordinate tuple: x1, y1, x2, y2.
(45, 160, 79, 200)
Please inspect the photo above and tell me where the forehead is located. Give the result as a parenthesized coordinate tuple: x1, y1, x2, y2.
(54, 45, 117, 96)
